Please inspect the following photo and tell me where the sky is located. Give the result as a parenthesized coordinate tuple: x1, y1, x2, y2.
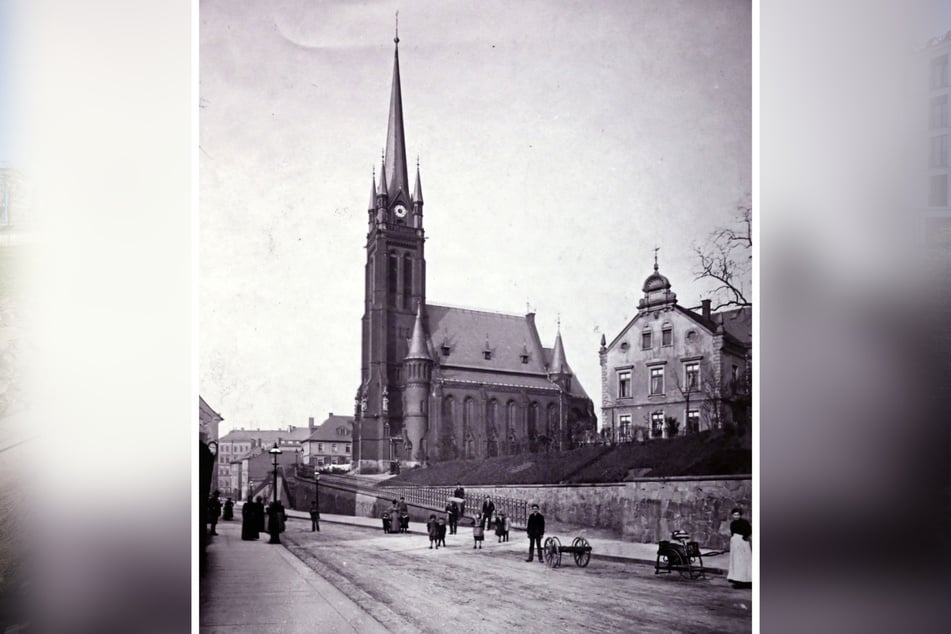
(200, 0, 752, 434)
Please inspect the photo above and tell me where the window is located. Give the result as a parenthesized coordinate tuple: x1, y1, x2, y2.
(332, 443, 338, 452)
(441, 344, 451, 357)
(932, 54, 948, 89)
(641, 331, 652, 350)
(687, 410, 700, 434)
(619, 414, 632, 440)
(649, 367, 664, 395)
(662, 327, 672, 346)
(931, 135, 948, 167)
(618, 370, 631, 398)
(732, 364, 739, 385)
(931, 174, 948, 207)
(684, 362, 699, 391)
(650, 412, 664, 438)
(520, 353, 529, 364)
(346, 444, 351, 453)
(317, 443, 324, 452)
(483, 350, 492, 360)
(932, 95, 949, 129)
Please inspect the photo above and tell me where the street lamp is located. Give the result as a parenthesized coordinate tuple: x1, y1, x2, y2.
(314, 468, 321, 532)
(268, 443, 283, 544)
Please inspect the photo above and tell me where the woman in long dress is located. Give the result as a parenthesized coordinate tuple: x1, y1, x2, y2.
(241, 497, 257, 540)
(727, 507, 752, 588)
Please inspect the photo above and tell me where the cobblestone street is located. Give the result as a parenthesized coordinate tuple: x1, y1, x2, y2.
(281, 520, 751, 634)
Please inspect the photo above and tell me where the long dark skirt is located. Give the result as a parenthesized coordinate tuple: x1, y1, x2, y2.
(241, 505, 259, 540)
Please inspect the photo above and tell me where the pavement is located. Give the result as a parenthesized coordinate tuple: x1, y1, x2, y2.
(201, 506, 734, 632)
(200, 520, 389, 633)
(283, 507, 730, 574)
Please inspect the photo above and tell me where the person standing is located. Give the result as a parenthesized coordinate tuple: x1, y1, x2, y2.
(241, 496, 258, 540)
(445, 500, 459, 535)
(472, 513, 485, 549)
(727, 508, 752, 588)
(495, 511, 508, 543)
(482, 496, 496, 530)
(222, 497, 234, 521)
(427, 514, 439, 549)
(207, 491, 222, 536)
(453, 483, 466, 518)
(254, 496, 266, 534)
(309, 500, 320, 532)
(267, 500, 287, 545)
(525, 504, 545, 562)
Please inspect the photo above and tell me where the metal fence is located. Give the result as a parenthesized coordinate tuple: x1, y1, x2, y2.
(381, 486, 529, 529)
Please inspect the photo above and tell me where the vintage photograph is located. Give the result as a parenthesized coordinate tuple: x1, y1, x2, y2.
(199, 0, 752, 631)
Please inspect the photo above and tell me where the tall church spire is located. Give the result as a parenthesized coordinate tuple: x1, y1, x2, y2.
(412, 158, 424, 204)
(384, 23, 410, 201)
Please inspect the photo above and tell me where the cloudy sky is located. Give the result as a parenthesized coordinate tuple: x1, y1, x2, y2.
(200, 0, 752, 433)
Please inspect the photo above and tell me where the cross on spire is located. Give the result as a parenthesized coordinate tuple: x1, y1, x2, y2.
(653, 246, 660, 272)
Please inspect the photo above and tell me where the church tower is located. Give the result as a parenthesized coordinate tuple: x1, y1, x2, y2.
(356, 28, 427, 472)
(402, 302, 433, 465)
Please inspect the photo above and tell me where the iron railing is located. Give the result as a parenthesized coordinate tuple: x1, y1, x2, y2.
(380, 486, 530, 529)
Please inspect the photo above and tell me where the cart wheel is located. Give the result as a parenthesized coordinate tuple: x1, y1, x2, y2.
(543, 536, 561, 569)
(571, 537, 591, 568)
(657, 549, 684, 575)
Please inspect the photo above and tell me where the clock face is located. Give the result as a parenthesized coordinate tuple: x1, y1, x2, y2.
(393, 204, 408, 219)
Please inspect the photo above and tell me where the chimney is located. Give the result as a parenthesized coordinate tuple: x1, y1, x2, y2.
(309, 416, 315, 428)
(701, 299, 711, 320)
(328, 412, 333, 418)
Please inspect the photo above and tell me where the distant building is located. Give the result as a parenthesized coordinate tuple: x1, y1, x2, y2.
(198, 396, 223, 492)
(925, 31, 951, 245)
(216, 423, 313, 498)
(600, 259, 752, 441)
(303, 414, 354, 467)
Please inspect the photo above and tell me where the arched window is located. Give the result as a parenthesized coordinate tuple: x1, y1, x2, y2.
(547, 403, 558, 438)
(403, 254, 412, 307)
(388, 253, 398, 304)
(486, 399, 498, 433)
(527, 402, 539, 439)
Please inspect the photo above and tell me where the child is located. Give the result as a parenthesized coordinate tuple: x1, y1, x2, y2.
(502, 513, 511, 542)
(400, 512, 410, 533)
(381, 510, 391, 534)
(426, 514, 439, 549)
(495, 511, 508, 543)
(472, 513, 484, 549)
(436, 516, 447, 547)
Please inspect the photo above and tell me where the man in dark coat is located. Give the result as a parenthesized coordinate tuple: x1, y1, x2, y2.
(207, 491, 222, 536)
(222, 497, 234, 520)
(309, 500, 320, 532)
(445, 501, 459, 535)
(482, 496, 496, 529)
(525, 504, 545, 563)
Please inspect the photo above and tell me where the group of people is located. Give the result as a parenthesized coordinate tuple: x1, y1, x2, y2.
(381, 497, 410, 533)
(206, 491, 234, 536)
(236, 495, 287, 544)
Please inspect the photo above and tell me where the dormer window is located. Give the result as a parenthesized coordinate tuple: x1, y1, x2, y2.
(520, 353, 529, 364)
(483, 350, 492, 360)
(441, 343, 451, 357)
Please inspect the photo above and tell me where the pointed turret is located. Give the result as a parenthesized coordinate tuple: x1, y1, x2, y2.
(405, 302, 431, 360)
(377, 152, 388, 198)
(368, 169, 378, 211)
(384, 34, 410, 200)
(550, 328, 570, 375)
(412, 160, 424, 204)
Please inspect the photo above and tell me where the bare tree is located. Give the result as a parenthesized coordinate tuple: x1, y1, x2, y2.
(694, 200, 752, 310)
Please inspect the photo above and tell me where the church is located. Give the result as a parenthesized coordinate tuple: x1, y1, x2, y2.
(353, 33, 597, 473)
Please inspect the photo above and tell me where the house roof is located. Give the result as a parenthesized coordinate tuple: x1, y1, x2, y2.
(199, 396, 223, 424)
(219, 426, 312, 444)
(424, 304, 591, 401)
(306, 415, 354, 442)
(711, 306, 752, 347)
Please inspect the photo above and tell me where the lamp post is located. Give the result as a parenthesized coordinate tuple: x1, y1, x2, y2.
(314, 468, 321, 532)
(268, 443, 283, 544)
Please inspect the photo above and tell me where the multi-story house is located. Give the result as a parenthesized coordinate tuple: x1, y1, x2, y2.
(216, 423, 313, 498)
(303, 414, 354, 467)
(600, 260, 751, 441)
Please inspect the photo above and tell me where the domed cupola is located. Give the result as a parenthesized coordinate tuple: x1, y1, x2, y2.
(638, 251, 678, 310)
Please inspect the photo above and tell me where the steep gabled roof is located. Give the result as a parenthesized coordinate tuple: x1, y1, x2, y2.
(305, 415, 355, 442)
(199, 396, 223, 424)
(712, 306, 752, 347)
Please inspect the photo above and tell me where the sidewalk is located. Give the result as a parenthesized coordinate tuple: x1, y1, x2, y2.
(199, 519, 388, 633)
(283, 507, 730, 574)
